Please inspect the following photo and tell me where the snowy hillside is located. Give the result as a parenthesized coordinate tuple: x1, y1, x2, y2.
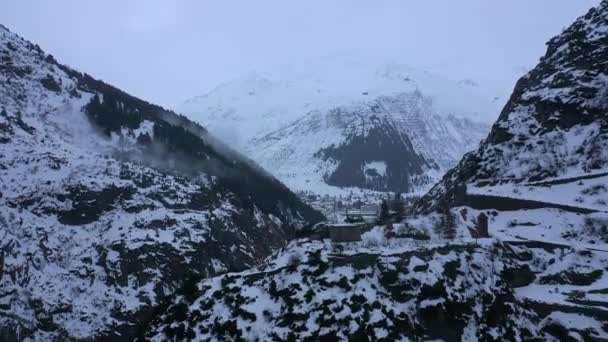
(148, 233, 608, 341)
(180, 58, 498, 194)
(410, 0, 608, 289)
(402, 3, 608, 338)
(146, 3, 608, 341)
(0, 24, 322, 341)
(415, 0, 608, 214)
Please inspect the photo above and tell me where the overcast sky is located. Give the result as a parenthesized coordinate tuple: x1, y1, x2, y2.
(1, 1, 600, 108)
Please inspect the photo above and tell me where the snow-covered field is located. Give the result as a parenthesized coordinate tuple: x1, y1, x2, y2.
(460, 167, 608, 250)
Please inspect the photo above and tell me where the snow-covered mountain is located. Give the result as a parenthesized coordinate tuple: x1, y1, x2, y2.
(407, 2, 608, 301)
(180, 58, 500, 195)
(399, 3, 608, 337)
(414, 0, 608, 215)
(146, 3, 608, 341)
(0, 24, 323, 341)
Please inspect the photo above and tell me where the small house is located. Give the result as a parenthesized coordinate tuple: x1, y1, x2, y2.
(329, 223, 362, 242)
(304, 222, 330, 240)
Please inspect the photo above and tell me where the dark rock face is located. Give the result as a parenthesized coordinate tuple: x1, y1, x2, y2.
(0, 24, 323, 340)
(39, 74, 61, 93)
(56, 185, 136, 225)
(414, 2, 608, 213)
(539, 269, 603, 286)
(251, 90, 486, 194)
(316, 115, 432, 192)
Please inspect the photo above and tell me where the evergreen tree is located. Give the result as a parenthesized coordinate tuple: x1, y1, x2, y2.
(442, 204, 457, 240)
(378, 199, 389, 225)
(434, 215, 443, 239)
(391, 192, 405, 221)
(336, 200, 343, 209)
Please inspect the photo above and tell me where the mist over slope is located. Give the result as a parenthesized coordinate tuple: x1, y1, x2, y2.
(0, 24, 322, 341)
(180, 58, 500, 194)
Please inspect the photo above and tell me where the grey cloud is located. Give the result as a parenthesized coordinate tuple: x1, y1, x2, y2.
(0, 0, 600, 109)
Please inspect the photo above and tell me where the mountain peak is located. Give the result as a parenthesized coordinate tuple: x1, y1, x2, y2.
(179, 58, 497, 195)
(415, 0, 608, 213)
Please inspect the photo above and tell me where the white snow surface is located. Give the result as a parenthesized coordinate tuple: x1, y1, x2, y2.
(148, 226, 608, 340)
(364, 161, 387, 178)
(179, 57, 498, 194)
(0, 24, 300, 340)
(468, 173, 608, 212)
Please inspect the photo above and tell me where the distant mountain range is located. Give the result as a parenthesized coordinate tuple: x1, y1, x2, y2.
(179, 59, 503, 195)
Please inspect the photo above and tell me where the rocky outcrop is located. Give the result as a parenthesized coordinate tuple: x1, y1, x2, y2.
(414, 1, 608, 213)
(0, 24, 322, 341)
(147, 237, 608, 341)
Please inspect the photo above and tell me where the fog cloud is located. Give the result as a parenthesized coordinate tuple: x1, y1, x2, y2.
(0, 0, 600, 109)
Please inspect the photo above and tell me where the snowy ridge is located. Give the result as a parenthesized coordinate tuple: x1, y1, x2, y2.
(414, 1, 608, 214)
(147, 232, 608, 341)
(0, 24, 322, 341)
(180, 58, 496, 194)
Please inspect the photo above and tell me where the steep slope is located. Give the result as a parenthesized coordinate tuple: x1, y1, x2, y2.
(180, 59, 496, 194)
(414, 1, 608, 214)
(403, 3, 608, 338)
(0, 25, 322, 341)
(148, 236, 608, 341)
(144, 4, 608, 340)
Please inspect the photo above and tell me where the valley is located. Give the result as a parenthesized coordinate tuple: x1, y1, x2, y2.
(1, 1, 608, 341)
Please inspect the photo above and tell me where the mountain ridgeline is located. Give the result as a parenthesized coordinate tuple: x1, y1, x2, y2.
(59, 58, 322, 223)
(180, 60, 494, 195)
(414, 1, 608, 213)
(0, 24, 322, 341)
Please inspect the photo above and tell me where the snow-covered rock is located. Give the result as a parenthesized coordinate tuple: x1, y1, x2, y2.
(399, 3, 608, 338)
(147, 236, 608, 341)
(179, 57, 497, 195)
(0, 24, 322, 341)
(414, 0, 608, 214)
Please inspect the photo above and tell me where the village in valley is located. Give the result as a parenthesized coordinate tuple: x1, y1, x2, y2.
(296, 190, 416, 223)
(296, 187, 492, 245)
